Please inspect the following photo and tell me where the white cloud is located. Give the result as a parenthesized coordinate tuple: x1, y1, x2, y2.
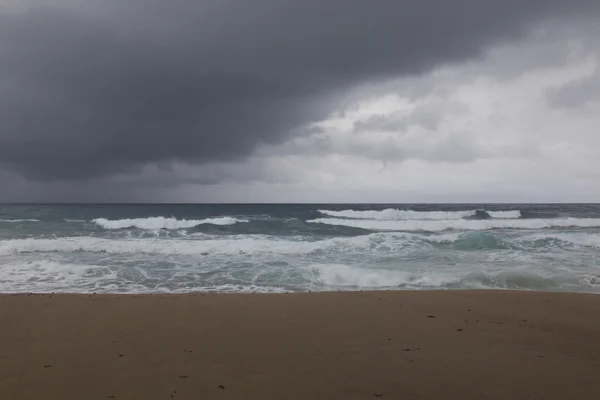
(194, 25, 600, 202)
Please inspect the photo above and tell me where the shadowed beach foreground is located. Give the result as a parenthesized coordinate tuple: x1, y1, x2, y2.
(1, 291, 600, 399)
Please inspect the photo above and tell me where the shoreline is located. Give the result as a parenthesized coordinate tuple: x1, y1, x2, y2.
(2, 287, 600, 295)
(2, 290, 600, 399)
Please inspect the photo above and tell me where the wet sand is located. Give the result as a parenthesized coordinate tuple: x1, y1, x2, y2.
(1, 290, 600, 399)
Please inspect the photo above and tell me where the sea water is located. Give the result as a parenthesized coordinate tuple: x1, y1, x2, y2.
(1, 203, 599, 294)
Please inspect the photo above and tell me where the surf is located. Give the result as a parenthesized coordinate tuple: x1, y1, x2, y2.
(307, 217, 600, 231)
(92, 216, 248, 230)
(318, 208, 522, 220)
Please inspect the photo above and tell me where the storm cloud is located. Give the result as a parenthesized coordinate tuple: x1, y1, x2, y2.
(2, 0, 599, 183)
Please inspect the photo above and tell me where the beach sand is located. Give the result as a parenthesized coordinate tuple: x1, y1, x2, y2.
(1, 290, 599, 399)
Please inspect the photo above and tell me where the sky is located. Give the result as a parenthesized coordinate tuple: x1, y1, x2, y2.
(1, 0, 600, 202)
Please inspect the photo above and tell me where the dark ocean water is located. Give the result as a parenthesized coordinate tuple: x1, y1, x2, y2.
(1, 203, 600, 293)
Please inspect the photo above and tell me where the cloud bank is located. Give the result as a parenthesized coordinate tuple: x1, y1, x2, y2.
(0, 1, 599, 201)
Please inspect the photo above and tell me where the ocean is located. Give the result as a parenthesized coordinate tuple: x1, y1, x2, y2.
(1, 204, 599, 294)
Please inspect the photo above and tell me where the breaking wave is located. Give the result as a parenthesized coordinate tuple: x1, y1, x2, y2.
(319, 208, 476, 220)
(3, 230, 600, 258)
(0, 234, 418, 257)
(307, 217, 600, 231)
(93, 216, 248, 230)
(487, 210, 521, 219)
(318, 208, 521, 220)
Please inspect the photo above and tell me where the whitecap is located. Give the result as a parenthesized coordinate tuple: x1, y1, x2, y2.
(318, 208, 476, 220)
(318, 208, 523, 220)
(93, 216, 247, 230)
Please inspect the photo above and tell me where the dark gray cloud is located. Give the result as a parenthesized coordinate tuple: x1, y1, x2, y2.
(1, 0, 599, 181)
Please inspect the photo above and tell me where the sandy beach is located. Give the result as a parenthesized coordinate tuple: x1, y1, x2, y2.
(1, 290, 599, 399)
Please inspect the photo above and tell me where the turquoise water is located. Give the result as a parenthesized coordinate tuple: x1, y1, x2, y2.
(1, 204, 600, 293)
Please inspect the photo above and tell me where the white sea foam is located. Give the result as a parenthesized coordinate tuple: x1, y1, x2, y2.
(319, 208, 477, 220)
(0, 232, 434, 257)
(307, 217, 600, 231)
(2, 230, 598, 261)
(0, 255, 585, 293)
(0, 258, 290, 294)
(486, 210, 522, 219)
(0, 259, 117, 293)
(519, 232, 600, 248)
(309, 263, 586, 291)
(93, 216, 247, 230)
(0, 234, 594, 293)
(174, 284, 289, 294)
(310, 264, 460, 288)
(579, 275, 600, 287)
(318, 208, 523, 220)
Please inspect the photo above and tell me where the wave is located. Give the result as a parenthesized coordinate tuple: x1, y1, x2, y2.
(518, 232, 600, 249)
(319, 208, 476, 220)
(0, 259, 289, 294)
(307, 217, 600, 232)
(4, 230, 599, 259)
(318, 208, 521, 220)
(1, 257, 595, 293)
(310, 264, 460, 288)
(0, 234, 413, 257)
(2, 231, 599, 293)
(1, 257, 595, 294)
(309, 264, 593, 291)
(486, 210, 521, 219)
(93, 216, 248, 230)
(0, 259, 115, 293)
(0, 219, 41, 223)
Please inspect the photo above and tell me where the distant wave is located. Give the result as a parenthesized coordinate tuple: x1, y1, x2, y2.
(93, 216, 248, 230)
(486, 210, 521, 219)
(319, 208, 475, 220)
(307, 217, 600, 231)
(0, 219, 41, 223)
(318, 208, 521, 220)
